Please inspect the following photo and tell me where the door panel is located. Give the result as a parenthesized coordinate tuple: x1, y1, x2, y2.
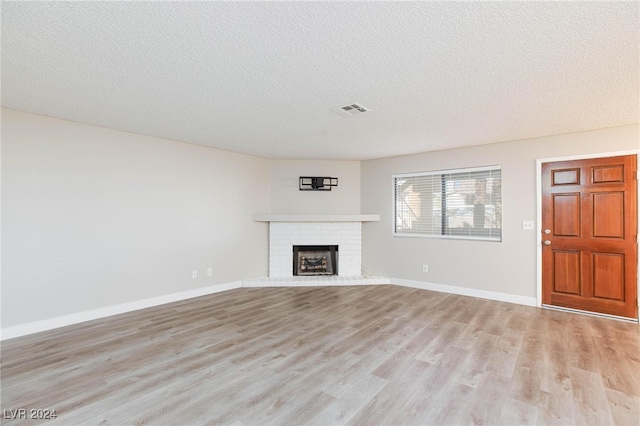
(553, 194, 581, 236)
(553, 251, 581, 295)
(552, 168, 581, 185)
(592, 165, 624, 183)
(542, 155, 638, 319)
(592, 192, 624, 238)
(592, 253, 624, 301)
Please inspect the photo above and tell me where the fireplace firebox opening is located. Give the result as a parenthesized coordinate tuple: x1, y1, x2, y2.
(293, 245, 338, 276)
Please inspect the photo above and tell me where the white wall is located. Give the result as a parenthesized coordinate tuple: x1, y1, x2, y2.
(3, 108, 637, 331)
(269, 160, 360, 214)
(361, 125, 639, 299)
(1, 109, 270, 328)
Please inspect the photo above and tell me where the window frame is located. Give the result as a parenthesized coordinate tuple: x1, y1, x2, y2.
(392, 165, 502, 242)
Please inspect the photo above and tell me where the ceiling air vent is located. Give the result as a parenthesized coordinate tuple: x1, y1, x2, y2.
(340, 103, 370, 115)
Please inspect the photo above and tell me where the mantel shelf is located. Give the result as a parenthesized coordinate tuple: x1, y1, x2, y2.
(252, 214, 380, 223)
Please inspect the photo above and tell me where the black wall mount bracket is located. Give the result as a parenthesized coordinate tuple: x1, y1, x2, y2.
(299, 177, 338, 191)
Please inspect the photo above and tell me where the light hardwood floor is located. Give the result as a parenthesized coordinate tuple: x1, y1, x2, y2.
(1, 285, 639, 425)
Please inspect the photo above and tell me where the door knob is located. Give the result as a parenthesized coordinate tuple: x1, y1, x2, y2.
(544, 240, 551, 246)
(544, 229, 551, 235)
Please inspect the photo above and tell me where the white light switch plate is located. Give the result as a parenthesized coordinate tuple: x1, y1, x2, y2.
(522, 221, 535, 230)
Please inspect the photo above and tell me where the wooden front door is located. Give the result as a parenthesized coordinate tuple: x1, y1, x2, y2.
(542, 155, 638, 319)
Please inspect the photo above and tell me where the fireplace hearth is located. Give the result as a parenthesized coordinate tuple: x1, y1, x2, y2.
(293, 245, 338, 276)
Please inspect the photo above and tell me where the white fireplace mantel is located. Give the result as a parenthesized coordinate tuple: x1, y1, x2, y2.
(253, 214, 380, 222)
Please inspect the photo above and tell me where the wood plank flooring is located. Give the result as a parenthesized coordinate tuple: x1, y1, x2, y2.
(1, 285, 639, 425)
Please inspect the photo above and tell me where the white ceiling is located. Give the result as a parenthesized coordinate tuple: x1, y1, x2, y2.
(2, 1, 638, 160)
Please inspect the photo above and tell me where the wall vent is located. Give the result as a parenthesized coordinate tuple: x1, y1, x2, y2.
(340, 103, 370, 115)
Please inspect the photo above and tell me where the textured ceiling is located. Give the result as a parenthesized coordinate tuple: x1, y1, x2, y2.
(2, 1, 638, 160)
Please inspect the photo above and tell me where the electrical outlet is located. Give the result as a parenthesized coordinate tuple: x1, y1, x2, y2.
(422, 265, 429, 273)
(207, 268, 213, 276)
(192, 270, 197, 278)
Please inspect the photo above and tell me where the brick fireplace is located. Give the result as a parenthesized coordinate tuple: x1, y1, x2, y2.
(247, 215, 387, 286)
(269, 221, 361, 277)
(251, 214, 380, 279)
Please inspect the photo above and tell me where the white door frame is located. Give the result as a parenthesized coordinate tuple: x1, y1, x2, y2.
(535, 150, 640, 320)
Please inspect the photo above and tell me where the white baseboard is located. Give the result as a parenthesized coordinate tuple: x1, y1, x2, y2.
(0, 281, 242, 341)
(391, 278, 537, 307)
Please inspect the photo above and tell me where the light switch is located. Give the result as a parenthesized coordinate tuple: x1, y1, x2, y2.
(522, 221, 535, 230)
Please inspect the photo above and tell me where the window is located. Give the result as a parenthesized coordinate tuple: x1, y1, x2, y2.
(393, 165, 502, 241)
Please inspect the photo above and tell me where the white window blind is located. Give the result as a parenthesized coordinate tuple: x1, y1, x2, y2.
(393, 166, 502, 241)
